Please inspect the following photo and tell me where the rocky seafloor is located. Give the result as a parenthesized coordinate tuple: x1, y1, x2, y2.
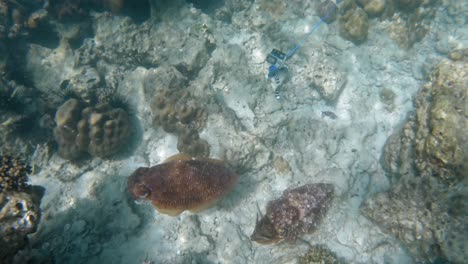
(0, 0, 466, 263)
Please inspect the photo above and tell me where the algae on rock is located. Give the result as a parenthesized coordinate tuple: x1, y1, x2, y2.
(339, 7, 369, 44)
(362, 59, 467, 263)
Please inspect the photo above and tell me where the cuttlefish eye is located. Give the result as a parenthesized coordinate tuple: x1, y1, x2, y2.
(133, 183, 151, 199)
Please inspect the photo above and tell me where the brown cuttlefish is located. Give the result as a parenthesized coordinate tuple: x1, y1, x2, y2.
(127, 153, 239, 216)
(251, 183, 334, 244)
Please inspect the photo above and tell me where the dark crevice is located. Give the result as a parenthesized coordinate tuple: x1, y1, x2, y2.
(28, 22, 61, 49)
(185, 0, 225, 14)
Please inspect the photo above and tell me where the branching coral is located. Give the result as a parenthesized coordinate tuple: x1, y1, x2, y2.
(0, 155, 30, 193)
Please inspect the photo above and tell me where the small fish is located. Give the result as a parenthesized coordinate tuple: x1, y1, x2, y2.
(321, 111, 337, 120)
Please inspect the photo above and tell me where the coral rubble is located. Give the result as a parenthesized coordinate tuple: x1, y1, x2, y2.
(361, 59, 467, 263)
(127, 153, 239, 216)
(251, 183, 334, 244)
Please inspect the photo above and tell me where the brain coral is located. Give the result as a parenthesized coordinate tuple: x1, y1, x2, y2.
(53, 98, 132, 160)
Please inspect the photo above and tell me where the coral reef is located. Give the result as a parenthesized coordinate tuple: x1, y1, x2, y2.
(49, 0, 125, 21)
(356, 0, 386, 16)
(448, 48, 468, 61)
(0, 155, 42, 262)
(315, 0, 339, 23)
(151, 88, 201, 133)
(0, 77, 48, 154)
(0, 191, 41, 262)
(361, 59, 467, 263)
(339, 6, 369, 44)
(312, 57, 347, 103)
(213, 0, 252, 23)
(387, 1, 435, 49)
(379, 87, 396, 111)
(394, 0, 421, 10)
(177, 129, 210, 158)
(298, 245, 343, 264)
(413, 60, 466, 183)
(0, 0, 47, 39)
(127, 153, 239, 216)
(0, 155, 31, 192)
(53, 98, 132, 160)
(251, 183, 334, 244)
(149, 67, 209, 158)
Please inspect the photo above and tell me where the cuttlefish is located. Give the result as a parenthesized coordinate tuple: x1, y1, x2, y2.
(127, 153, 239, 216)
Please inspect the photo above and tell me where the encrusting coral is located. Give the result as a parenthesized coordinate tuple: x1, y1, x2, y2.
(339, 6, 369, 44)
(53, 98, 132, 160)
(127, 153, 239, 216)
(298, 245, 343, 264)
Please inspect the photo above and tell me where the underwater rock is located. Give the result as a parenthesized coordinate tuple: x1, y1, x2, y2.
(362, 59, 467, 263)
(0, 78, 46, 154)
(151, 86, 204, 133)
(148, 67, 209, 157)
(414, 60, 466, 182)
(127, 153, 239, 216)
(316, 0, 339, 23)
(0, 190, 41, 262)
(379, 88, 396, 111)
(53, 98, 132, 160)
(357, 0, 386, 16)
(0, 0, 47, 39)
(387, 1, 434, 49)
(312, 57, 347, 103)
(177, 129, 211, 158)
(86, 5, 212, 69)
(251, 183, 334, 244)
(339, 6, 369, 44)
(448, 49, 468, 61)
(48, 0, 125, 21)
(394, 0, 421, 10)
(388, 14, 428, 49)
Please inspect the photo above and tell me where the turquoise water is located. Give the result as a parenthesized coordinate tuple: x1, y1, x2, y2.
(0, 1, 466, 263)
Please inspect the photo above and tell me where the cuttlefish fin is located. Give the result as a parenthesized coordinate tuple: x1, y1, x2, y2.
(162, 153, 193, 163)
(156, 206, 184, 216)
(189, 198, 219, 213)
